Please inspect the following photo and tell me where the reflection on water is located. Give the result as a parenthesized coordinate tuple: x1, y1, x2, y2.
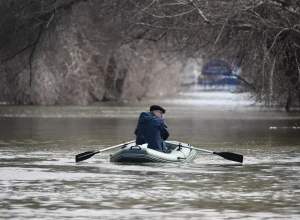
(1, 92, 300, 219)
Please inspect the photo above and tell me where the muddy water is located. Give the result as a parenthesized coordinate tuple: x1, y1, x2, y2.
(1, 91, 300, 219)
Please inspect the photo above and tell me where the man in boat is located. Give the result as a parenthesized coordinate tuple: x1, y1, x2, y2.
(134, 105, 170, 153)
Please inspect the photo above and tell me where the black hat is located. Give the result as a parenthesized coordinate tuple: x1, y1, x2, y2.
(150, 105, 166, 113)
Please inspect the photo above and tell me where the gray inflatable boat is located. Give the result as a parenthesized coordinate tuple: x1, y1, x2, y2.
(110, 140, 197, 163)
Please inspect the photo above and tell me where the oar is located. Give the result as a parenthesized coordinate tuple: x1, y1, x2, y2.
(75, 140, 135, 163)
(178, 143, 243, 163)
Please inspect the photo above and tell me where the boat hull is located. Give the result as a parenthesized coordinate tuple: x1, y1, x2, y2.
(110, 140, 197, 163)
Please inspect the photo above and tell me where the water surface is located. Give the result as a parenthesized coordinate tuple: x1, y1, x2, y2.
(1, 91, 300, 219)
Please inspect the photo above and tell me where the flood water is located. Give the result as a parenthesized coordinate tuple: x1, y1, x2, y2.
(1, 91, 300, 219)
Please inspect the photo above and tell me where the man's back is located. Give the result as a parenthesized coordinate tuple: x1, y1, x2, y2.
(134, 111, 169, 152)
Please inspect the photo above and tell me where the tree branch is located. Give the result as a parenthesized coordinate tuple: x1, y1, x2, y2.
(129, 0, 195, 19)
(188, 0, 211, 25)
(29, 24, 43, 87)
(226, 73, 257, 91)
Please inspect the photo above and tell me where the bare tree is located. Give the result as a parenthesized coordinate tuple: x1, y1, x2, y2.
(123, 0, 300, 110)
(1, 0, 299, 109)
(0, 0, 182, 105)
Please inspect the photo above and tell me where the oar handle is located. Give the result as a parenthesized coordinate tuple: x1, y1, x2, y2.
(178, 142, 243, 163)
(179, 143, 213, 154)
(99, 145, 124, 153)
(97, 140, 135, 153)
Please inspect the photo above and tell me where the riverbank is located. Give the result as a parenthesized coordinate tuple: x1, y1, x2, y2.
(0, 91, 299, 120)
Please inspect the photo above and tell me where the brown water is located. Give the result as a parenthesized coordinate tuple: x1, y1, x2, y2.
(1, 91, 300, 220)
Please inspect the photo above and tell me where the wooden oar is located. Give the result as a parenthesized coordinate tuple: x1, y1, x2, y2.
(75, 140, 135, 162)
(178, 143, 243, 163)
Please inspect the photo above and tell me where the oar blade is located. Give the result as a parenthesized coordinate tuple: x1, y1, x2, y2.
(214, 152, 243, 163)
(76, 151, 99, 163)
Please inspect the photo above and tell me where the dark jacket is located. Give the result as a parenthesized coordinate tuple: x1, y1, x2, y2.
(134, 111, 169, 152)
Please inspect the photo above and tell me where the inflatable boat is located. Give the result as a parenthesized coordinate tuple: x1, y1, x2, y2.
(110, 140, 197, 163)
